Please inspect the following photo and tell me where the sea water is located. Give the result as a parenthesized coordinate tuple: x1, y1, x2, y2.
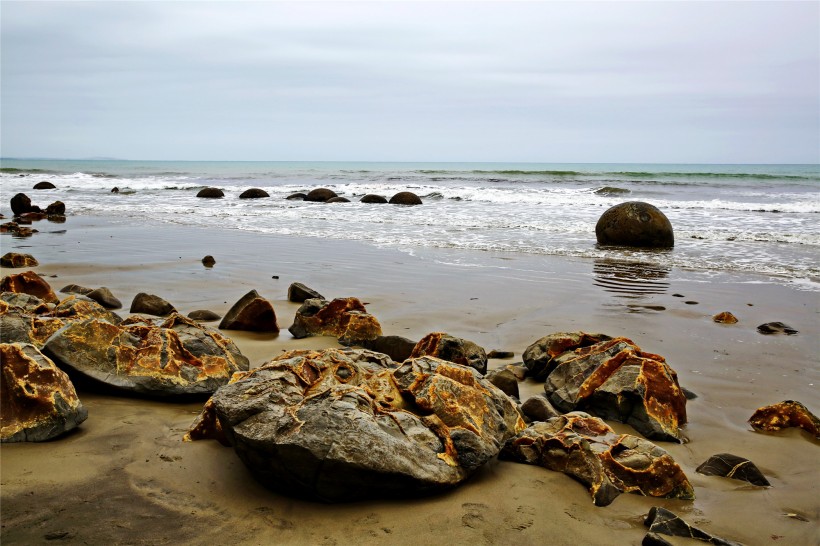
(1, 160, 818, 289)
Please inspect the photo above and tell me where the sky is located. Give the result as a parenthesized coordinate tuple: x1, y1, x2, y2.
(1, 1, 818, 163)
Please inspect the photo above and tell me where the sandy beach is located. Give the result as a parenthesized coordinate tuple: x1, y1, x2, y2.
(1, 215, 818, 545)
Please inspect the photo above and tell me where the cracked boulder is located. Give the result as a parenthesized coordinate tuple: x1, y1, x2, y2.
(1, 343, 88, 442)
(544, 337, 687, 442)
(289, 297, 381, 344)
(43, 312, 248, 397)
(188, 349, 525, 501)
(523, 331, 612, 381)
(499, 412, 694, 507)
(409, 332, 488, 375)
(696, 453, 770, 486)
(643, 506, 742, 546)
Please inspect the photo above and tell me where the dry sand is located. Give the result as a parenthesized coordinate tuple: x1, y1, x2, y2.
(1, 215, 818, 545)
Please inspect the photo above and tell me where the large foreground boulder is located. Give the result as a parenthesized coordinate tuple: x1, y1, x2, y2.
(523, 331, 611, 381)
(748, 400, 819, 439)
(188, 349, 525, 501)
(1, 343, 88, 442)
(500, 412, 694, 507)
(219, 290, 278, 332)
(544, 337, 688, 442)
(0, 270, 59, 304)
(289, 297, 381, 344)
(43, 313, 249, 397)
(595, 201, 674, 248)
(409, 332, 488, 375)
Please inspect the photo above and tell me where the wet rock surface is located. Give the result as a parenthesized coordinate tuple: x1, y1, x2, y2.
(196, 187, 224, 198)
(287, 282, 324, 303)
(191, 349, 525, 501)
(43, 313, 249, 397)
(33, 181, 56, 189)
(756, 322, 798, 335)
(358, 334, 417, 363)
(130, 292, 176, 316)
(695, 453, 770, 486)
(389, 191, 423, 205)
(499, 413, 694, 506)
(360, 194, 387, 203)
(188, 309, 221, 322)
(523, 331, 611, 381)
(10, 193, 33, 216)
(289, 297, 381, 344)
(713, 312, 738, 324)
(59, 284, 93, 295)
(1, 343, 88, 442)
(543, 336, 688, 442)
(748, 400, 819, 439)
(219, 290, 279, 332)
(1, 252, 39, 268)
(238, 188, 269, 199)
(410, 332, 488, 375)
(304, 188, 337, 202)
(595, 201, 674, 248)
(643, 506, 743, 546)
(85, 287, 123, 309)
(0, 270, 59, 303)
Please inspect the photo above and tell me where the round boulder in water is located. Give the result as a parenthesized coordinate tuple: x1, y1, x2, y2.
(196, 187, 224, 198)
(595, 201, 674, 248)
(305, 188, 337, 202)
(360, 194, 387, 204)
(239, 188, 269, 199)
(325, 196, 350, 203)
(10, 193, 33, 216)
(33, 181, 56, 190)
(389, 192, 423, 205)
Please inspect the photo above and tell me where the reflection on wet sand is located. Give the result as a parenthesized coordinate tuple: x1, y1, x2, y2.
(594, 259, 670, 313)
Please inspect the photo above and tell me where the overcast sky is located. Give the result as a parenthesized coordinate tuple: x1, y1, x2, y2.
(2, 1, 818, 163)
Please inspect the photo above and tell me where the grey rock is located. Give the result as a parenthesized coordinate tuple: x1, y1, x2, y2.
(85, 287, 123, 310)
(188, 309, 222, 322)
(520, 395, 561, 422)
(358, 335, 417, 363)
(130, 292, 176, 316)
(287, 282, 324, 303)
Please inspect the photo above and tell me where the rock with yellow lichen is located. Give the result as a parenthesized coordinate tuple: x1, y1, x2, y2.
(544, 337, 687, 442)
(187, 348, 525, 501)
(288, 297, 381, 344)
(409, 332, 488, 375)
(748, 400, 819, 439)
(1, 343, 88, 442)
(42, 312, 248, 397)
(0, 270, 59, 303)
(499, 412, 694, 507)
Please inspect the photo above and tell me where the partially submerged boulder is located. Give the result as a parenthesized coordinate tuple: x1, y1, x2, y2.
(1, 343, 88, 442)
(1, 253, 39, 268)
(219, 290, 279, 332)
(45, 201, 65, 215)
(33, 181, 56, 190)
(523, 331, 611, 381)
(196, 187, 224, 198)
(0, 270, 59, 303)
(389, 192, 423, 205)
(410, 332, 488, 375)
(748, 400, 819, 439)
(238, 188, 269, 199)
(130, 292, 176, 316)
(696, 453, 770, 486)
(289, 297, 381, 344)
(595, 201, 674, 248)
(10, 193, 33, 216)
(544, 337, 687, 442)
(360, 194, 388, 203)
(43, 313, 249, 397)
(643, 507, 742, 546)
(500, 412, 694, 507)
(287, 282, 324, 303)
(304, 188, 337, 202)
(188, 349, 525, 501)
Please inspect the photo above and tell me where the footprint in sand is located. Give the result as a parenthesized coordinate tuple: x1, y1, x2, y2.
(505, 505, 535, 531)
(461, 502, 488, 529)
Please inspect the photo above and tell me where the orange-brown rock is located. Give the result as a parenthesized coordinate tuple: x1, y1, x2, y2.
(43, 313, 249, 397)
(544, 337, 687, 442)
(523, 331, 612, 381)
(0, 270, 58, 303)
(595, 201, 674, 248)
(1, 253, 39, 268)
(748, 400, 819, 439)
(1, 222, 37, 237)
(289, 297, 381, 344)
(218, 289, 278, 332)
(499, 412, 694, 507)
(712, 312, 738, 324)
(409, 332, 488, 374)
(188, 349, 524, 501)
(1, 343, 88, 442)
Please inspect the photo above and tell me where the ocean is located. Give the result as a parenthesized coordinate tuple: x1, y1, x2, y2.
(1, 159, 818, 290)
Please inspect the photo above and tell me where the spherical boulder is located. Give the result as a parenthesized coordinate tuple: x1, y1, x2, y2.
(10, 193, 32, 216)
(33, 181, 56, 190)
(239, 188, 269, 199)
(595, 201, 674, 248)
(389, 192, 423, 205)
(325, 196, 350, 203)
(285, 192, 306, 200)
(360, 194, 388, 204)
(304, 188, 337, 202)
(196, 187, 224, 198)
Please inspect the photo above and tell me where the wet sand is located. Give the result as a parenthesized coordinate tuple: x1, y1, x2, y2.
(1, 215, 818, 545)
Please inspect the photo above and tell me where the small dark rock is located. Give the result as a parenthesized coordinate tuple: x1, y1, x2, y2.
(130, 292, 176, 316)
(219, 289, 279, 332)
(757, 322, 798, 335)
(642, 533, 674, 546)
(286, 192, 306, 200)
(45, 201, 65, 215)
(304, 188, 337, 202)
(485, 369, 519, 399)
(59, 284, 93, 295)
(188, 310, 222, 322)
(389, 192, 423, 205)
(202, 255, 216, 267)
(33, 181, 56, 190)
(111, 187, 120, 193)
(196, 187, 224, 198)
(520, 395, 561, 422)
(85, 287, 123, 310)
(487, 350, 514, 359)
(643, 507, 742, 546)
(360, 194, 388, 203)
(239, 188, 269, 199)
(287, 282, 324, 303)
(713, 312, 738, 324)
(358, 335, 417, 363)
(696, 453, 770, 486)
